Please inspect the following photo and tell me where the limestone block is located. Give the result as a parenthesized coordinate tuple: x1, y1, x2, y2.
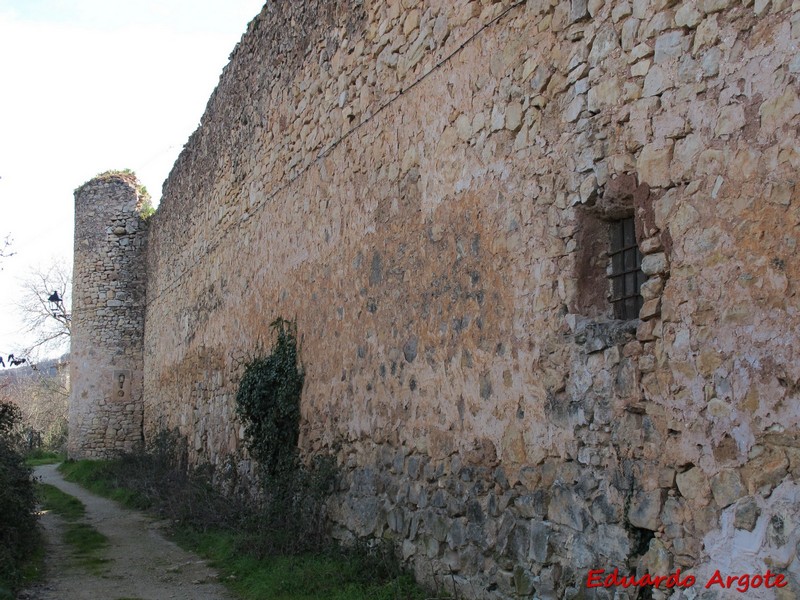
(490, 104, 505, 131)
(637, 321, 657, 343)
(675, 3, 702, 27)
(733, 497, 760, 531)
(700, 0, 733, 13)
(564, 94, 585, 123)
(640, 298, 661, 320)
(570, 0, 590, 22)
(692, 15, 720, 53)
(588, 0, 604, 16)
(628, 488, 664, 530)
(632, 0, 650, 19)
(701, 47, 721, 77)
(740, 448, 789, 493)
(403, 10, 419, 36)
(587, 77, 621, 112)
(642, 65, 672, 96)
(631, 59, 650, 77)
(589, 24, 620, 67)
(547, 484, 588, 531)
(759, 88, 800, 134)
(505, 101, 523, 131)
(612, 1, 632, 22)
(654, 31, 686, 64)
(637, 141, 674, 188)
(622, 18, 640, 50)
(640, 237, 663, 255)
(710, 470, 746, 508)
(676, 467, 711, 505)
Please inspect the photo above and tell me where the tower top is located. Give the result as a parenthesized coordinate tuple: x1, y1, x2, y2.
(74, 169, 154, 218)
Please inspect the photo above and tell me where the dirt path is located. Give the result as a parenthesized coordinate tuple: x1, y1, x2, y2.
(19, 464, 235, 600)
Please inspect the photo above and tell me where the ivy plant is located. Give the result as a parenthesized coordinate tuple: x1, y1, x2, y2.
(235, 318, 304, 477)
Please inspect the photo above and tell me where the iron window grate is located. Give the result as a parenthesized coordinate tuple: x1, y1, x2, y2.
(608, 217, 645, 320)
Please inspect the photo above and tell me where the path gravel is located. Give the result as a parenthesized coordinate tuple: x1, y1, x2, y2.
(19, 463, 235, 600)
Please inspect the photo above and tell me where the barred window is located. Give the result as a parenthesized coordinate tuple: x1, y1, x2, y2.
(609, 217, 645, 320)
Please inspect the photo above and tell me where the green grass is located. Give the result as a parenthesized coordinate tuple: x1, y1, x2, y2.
(37, 481, 110, 574)
(59, 459, 433, 600)
(25, 450, 65, 466)
(63, 523, 110, 573)
(38, 483, 85, 521)
(174, 529, 427, 600)
(58, 460, 149, 509)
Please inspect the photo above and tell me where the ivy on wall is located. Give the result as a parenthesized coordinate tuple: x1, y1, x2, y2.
(235, 318, 304, 476)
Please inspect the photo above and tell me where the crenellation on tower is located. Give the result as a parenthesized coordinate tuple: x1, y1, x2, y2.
(68, 172, 149, 458)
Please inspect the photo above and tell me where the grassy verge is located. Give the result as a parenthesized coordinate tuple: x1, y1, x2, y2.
(62, 523, 110, 573)
(174, 529, 427, 600)
(38, 483, 85, 520)
(24, 450, 66, 467)
(59, 459, 433, 600)
(38, 482, 110, 574)
(58, 460, 149, 509)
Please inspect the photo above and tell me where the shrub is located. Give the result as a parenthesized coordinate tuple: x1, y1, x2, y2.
(232, 317, 348, 556)
(239, 453, 338, 557)
(0, 402, 39, 591)
(235, 317, 304, 477)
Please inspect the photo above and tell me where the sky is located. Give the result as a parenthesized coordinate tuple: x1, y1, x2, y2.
(0, 0, 265, 360)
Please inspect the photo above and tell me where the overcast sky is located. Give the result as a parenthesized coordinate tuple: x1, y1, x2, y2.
(0, 0, 264, 359)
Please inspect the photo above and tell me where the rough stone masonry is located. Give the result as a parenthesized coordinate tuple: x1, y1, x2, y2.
(70, 173, 148, 458)
(70, 0, 800, 598)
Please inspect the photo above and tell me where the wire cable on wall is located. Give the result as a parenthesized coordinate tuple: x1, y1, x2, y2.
(145, 0, 527, 309)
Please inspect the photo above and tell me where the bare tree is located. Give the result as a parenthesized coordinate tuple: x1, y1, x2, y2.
(0, 234, 12, 265)
(0, 360, 69, 451)
(1, 234, 14, 365)
(16, 260, 72, 361)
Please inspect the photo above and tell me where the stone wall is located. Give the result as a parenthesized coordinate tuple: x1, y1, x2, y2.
(120, 0, 800, 597)
(69, 173, 148, 458)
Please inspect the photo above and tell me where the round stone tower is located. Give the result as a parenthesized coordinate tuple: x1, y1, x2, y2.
(68, 172, 149, 458)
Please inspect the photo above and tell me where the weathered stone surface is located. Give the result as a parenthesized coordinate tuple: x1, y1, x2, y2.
(733, 497, 760, 531)
(676, 467, 711, 505)
(529, 521, 550, 563)
(67, 1, 800, 597)
(639, 298, 661, 320)
(628, 489, 664, 530)
(741, 448, 789, 493)
(710, 470, 746, 508)
(643, 65, 672, 97)
(675, 3, 702, 27)
(547, 484, 587, 531)
(641, 252, 669, 275)
(639, 538, 671, 575)
(69, 174, 148, 459)
(637, 141, 674, 187)
(701, 0, 732, 13)
(570, 0, 590, 23)
(654, 31, 686, 64)
(505, 101, 523, 132)
(759, 89, 800, 134)
(715, 104, 745, 136)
